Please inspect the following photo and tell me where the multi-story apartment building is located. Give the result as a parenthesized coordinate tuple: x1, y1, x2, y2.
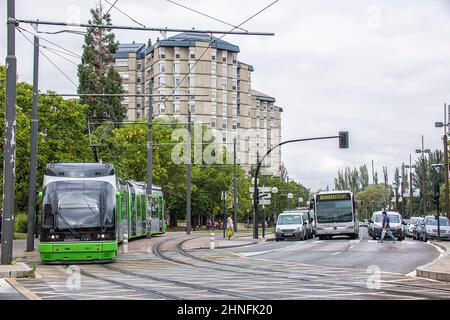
(114, 33, 284, 176)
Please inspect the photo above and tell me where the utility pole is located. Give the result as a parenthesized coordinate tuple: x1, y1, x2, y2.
(186, 107, 191, 235)
(2, 0, 17, 265)
(371, 160, 375, 184)
(222, 191, 227, 239)
(233, 137, 238, 233)
(287, 176, 290, 209)
(146, 85, 153, 197)
(405, 155, 417, 218)
(401, 163, 405, 215)
(26, 33, 39, 252)
(415, 135, 431, 216)
(434, 103, 450, 219)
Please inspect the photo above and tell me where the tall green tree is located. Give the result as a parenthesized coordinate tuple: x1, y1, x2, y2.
(0, 65, 91, 212)
(78, 4, 125, 122)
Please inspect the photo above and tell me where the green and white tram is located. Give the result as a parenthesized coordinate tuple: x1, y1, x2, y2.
(38, 163, 166, 264)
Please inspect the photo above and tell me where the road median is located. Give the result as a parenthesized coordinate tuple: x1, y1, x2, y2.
(416, 241, 450, 282)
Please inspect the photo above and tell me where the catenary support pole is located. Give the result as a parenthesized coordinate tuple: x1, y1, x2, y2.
(2, 0, 17, 265)
(26, 34, 39, 252)
(186, 108, 191, 235)
(146, 89, 153, 197)
(233, 137, 238, 233)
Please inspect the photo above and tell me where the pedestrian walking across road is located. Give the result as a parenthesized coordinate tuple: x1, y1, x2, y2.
(378, 211, 397, 243)
(227, 215, 234, 240)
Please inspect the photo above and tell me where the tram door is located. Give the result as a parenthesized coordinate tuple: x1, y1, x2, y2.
(131, 193, 137, 237)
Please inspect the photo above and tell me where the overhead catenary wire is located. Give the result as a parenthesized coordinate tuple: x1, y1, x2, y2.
(17, 26, 82, 59)
(166, 0, 248, 32)
(17, 27, 78, 88)
(103, 0, 146, 28)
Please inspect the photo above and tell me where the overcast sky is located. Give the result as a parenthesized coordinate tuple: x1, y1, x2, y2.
(2, 0, 450, 191)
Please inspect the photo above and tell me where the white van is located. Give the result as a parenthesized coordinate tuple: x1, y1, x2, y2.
(275, 211, 308, 241)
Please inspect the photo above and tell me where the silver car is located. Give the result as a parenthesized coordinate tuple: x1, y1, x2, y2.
(417, 216, 450, 241)
(406, 217, 422, 238)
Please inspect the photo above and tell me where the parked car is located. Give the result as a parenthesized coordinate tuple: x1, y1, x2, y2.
(275, 211, 308, 241)
(416, 216, 450, 241)
(406, 217, 422, 238)
(369, 211, 406, 241)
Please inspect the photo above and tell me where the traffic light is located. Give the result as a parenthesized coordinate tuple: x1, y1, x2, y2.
(339, 131, 349, 149)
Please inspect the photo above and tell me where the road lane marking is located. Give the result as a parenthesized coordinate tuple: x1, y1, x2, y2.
(331, 252, 342, 256)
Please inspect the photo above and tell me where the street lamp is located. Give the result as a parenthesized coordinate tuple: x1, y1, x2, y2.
(392, 181, 398, 212)
(435, 103, 449, 219)
(415, 135, 431, 216)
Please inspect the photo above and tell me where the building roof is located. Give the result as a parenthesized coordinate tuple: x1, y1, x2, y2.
(114, 42, 146, 59)
(146, 32, 240, 54)
(251, 89, 276, 103)
(238, 61, 254, 72)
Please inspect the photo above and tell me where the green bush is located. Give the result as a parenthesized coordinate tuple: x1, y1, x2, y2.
(14, 213, 28, 233)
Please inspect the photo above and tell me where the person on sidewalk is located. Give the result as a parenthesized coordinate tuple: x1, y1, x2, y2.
(378, 211, 397, 243)
(227, 215, 234, 240)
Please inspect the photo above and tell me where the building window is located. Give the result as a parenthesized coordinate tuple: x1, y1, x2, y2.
(222, 64, 227, 76)
(159, 47, 166, 59)
(211, 118, 216, 128)
(222, 79, 227, 90)
(189, 103, 195, 113)
(188, 62, 195, 72)
(211, 49, 216, 61)
(188, 76, 195, 87)
(175, 90, 181, 100)
(159, 103, 166, 114)
(119, 72, 129, 80)
(174, 102, 180, 114)
(122, 84, 129, 93)
(115, 59, 129, 67)
(222, 105, 227, 116)
(137, 63, 142, 71)
(159, 76, 165, 87)
(222, 91, 227, 103)
(137, 103, 142, 109)
(174, 77, 181, 87)
(175, 47, 180, 59)
(211, 89, 217, 101)
(232, 80, 237, 91)
(174, 62, 180, 74)
(222, 51, 227, 62)
(189, 90, 195, 100)
(211, 76, 217, 88)
(211, 103, 217, 114)
(232, 55, 237, 64)
(190, 47, 196, 59)
(211, 62, 216, 75)
(160, 62, 166, 73)
(222, 118, 227, 129)
(232, 66, 238, 77)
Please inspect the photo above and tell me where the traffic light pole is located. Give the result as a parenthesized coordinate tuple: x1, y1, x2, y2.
(253, 133, 347, 239)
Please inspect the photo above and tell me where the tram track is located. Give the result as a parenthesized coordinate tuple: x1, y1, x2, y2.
(173, 239, 450, 299)
(79, 268, 182, 300)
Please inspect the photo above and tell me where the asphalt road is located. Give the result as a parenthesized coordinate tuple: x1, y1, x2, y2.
(7, 229, 450, 300)
(232, 228, 440, 275)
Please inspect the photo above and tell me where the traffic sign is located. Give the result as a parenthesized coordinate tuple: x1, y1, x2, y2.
(249, 187, 272, 193)
(259, 193, 271, 199)
(288, 193, 293, 199)
(259, 199, 271, 205)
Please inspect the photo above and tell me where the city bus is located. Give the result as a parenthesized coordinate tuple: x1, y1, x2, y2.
(313, 191, 359, 240)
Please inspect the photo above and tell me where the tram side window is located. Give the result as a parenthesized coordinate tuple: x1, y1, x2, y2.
(131, 193, 136, 220)
(121, 193, 127, 221)
(141, 196, 146, 220)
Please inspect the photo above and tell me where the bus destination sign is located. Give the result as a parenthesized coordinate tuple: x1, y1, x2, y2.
(317, 193, 351, 201)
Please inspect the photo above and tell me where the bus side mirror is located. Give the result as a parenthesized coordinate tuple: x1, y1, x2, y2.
(37, 192, 43, 203)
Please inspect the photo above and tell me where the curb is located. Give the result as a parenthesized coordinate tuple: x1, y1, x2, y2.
(0, 262, 34, 279)
(416, 241, 450, 282)
(6, 279, 41, 300)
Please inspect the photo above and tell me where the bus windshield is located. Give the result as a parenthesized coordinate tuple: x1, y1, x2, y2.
(316, 198, 353, 224)
(277, 215, 302, 225)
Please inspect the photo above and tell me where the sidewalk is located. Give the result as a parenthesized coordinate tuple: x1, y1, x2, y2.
(416, 241, 450, 282)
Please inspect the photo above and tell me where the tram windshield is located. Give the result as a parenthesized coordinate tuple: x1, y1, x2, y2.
(43, 180, 115, 230)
